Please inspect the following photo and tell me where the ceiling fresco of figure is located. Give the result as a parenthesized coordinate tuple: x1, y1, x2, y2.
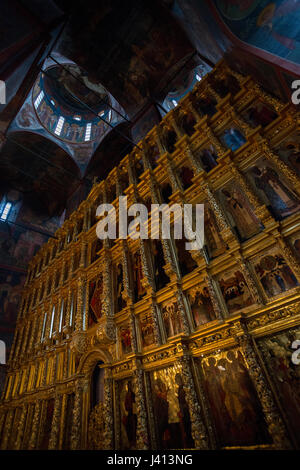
(54, 0, 196, 117)
(214, 0, 300, 66)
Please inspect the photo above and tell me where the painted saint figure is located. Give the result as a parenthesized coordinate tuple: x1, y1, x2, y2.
(120, 380, 137, 449)
(190, 286, 215, 327)
(89, 275, 103, 325)
(251, 165, 300, 219)
(222, 188, 261, 240)
(222, 128, 246, 151)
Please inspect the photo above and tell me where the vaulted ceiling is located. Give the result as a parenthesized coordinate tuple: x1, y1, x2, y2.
(1, 0, 228, 219)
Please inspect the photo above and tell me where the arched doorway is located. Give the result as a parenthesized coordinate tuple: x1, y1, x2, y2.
(87, 360, 105, 449)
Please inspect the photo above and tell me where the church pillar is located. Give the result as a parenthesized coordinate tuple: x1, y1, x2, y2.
(150, 300, 162, 346)
(28, 400, 42, 450)
(200, 122, 227, 156)
(70, 380, 83, 450)
(133, 364, 149, 449)
(48, 394, 62, 449)
(233, 252, 264, 306)
(168, 109, 184, 140)
(15, 403, 27, 449)
(184, 142, 204, 174)
(0, 408, 14, 449)
(205, 82, 222, 102)
(58, 393, 68, 449)
(171, 286, 190, 335)
(202, 181, 236, 244)
(204, 271, 224, 321)
(252, 83, 285, 113)
(165, 156, 183, 194)
(227, 105, 255, 137)
(178, 354, 210, 449)
(103, 369, 114, 449)
(273, 233, 300, 282)
(75, 276, 86, 331)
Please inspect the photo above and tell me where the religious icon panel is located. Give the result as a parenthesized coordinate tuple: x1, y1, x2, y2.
(199, 349, 271, 448)
(150, 364, 194, 449)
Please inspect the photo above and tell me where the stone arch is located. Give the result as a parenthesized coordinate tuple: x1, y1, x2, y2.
(78, 347, 112, 376)
(78, 348, 112, 450)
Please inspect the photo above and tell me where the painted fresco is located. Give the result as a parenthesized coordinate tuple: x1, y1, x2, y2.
(245, 157, 300, 220)
(162, 301, 184, 338)
(120, 325, 132, 356)
(150, 364, 194, 449)
(115, 263, 126, 313)
(256, 327, 300, 447)
(150, 240, 169, 291)
(220, 127, 246, 151)
(175, 238, 198, 276)
(218, 182, 262, 241)
(197, 146, 218, 173)
(251, 249, 298, 297)
(131, 106, 161, 144)
(133, 251, 146, 302)
(217, 269, 254, 314)
(241, 100, 278, 128)
(88, 275, 104, 326)
(204, 204, 227, 258)
(188, 284, 216, 327)
(139, 311, 156, 349)
(119, 379, 137, 450)
(215, 0, 300, 64)
(200, 349, 271, 447)
(0, 267, 25, 349)
(276, 132, 300, 177)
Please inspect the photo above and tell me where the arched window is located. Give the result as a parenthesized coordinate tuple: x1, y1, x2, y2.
(54, 116, 65, 136)
(85, 123, 92, 141)
(0, 340, 6, 364)
(34, 90, 44, 108)
(0, 201, 12, 221)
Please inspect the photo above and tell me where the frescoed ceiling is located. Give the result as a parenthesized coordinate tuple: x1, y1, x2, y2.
(54, 0, 197, 117)
(213, 0, 300, 68)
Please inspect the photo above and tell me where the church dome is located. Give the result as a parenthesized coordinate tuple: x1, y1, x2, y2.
(32, 64, 112, 143)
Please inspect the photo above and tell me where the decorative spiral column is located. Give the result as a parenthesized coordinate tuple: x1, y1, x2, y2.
(133, 362, 149, 449)
(15, 403, 27, 449)
(103, 369, 114, 449)
(0, 408, 14, 449)
(70, 381, 83, 450)
(178, 354, 210, 449)
(48, 394, 63, 449)
(28, 400, 42, 450)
